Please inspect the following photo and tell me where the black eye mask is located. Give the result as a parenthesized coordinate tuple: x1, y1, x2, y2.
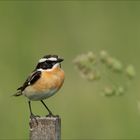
(36, 61, 57, 70)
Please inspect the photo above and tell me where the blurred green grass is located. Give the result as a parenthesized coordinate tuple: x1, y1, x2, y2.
(0, 1, 140, 139)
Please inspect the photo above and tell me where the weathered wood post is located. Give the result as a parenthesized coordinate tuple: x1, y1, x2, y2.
(29, 116, 61, 140)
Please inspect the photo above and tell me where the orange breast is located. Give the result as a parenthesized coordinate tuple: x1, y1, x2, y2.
(31, 67, 65, 93)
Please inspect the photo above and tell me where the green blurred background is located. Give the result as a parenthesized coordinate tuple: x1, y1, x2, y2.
(0, 1, 140, 139)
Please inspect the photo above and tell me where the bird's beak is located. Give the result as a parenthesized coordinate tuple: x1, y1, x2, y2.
(57, 58, 64, 63)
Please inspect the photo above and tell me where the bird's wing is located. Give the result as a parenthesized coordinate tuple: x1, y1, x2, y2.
(14, 70, 41, 96)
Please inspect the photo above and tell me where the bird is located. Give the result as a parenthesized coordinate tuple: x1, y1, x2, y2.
(14, 54, 65, 118)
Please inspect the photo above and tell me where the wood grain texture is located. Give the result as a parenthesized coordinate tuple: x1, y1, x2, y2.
(29, 116, 61, 140)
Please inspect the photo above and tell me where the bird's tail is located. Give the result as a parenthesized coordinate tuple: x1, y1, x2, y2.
(13, 91, 22, 97)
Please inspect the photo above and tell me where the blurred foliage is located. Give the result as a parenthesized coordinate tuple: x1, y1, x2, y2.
(74, 50, 136, 97)
(0, 1, 140, 140)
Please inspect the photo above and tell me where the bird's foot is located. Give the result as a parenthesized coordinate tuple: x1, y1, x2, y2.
(30, 113, 40, 125)
(46, 113, 59, 118)
(30, 113, 40, 118)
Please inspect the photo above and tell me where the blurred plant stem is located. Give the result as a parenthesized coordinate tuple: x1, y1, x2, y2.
(73, 50, 136, 97)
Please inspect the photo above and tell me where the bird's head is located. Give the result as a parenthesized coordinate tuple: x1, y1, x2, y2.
(36, 55, 64, 71)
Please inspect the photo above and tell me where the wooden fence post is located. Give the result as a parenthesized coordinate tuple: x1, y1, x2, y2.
(29, 116, 61, 140)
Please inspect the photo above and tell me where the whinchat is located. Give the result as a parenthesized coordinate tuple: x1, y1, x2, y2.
(14, 55, 65, 118)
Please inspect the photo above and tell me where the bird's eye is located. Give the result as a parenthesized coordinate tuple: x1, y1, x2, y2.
(44, 61, 53, 69)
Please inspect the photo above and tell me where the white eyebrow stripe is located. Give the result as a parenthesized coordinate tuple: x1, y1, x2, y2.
(38, 58, 47, 63)
(46, 57, 57, 61)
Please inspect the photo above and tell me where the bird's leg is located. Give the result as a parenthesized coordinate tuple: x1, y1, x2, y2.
(28, 100, 34, 117)
(28, 101, 40, 121)
(40, 100, 54, 116)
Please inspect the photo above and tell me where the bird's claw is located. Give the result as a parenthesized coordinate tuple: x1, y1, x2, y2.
(30, 113, 40, 125)
(46, 113, 59, 118)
